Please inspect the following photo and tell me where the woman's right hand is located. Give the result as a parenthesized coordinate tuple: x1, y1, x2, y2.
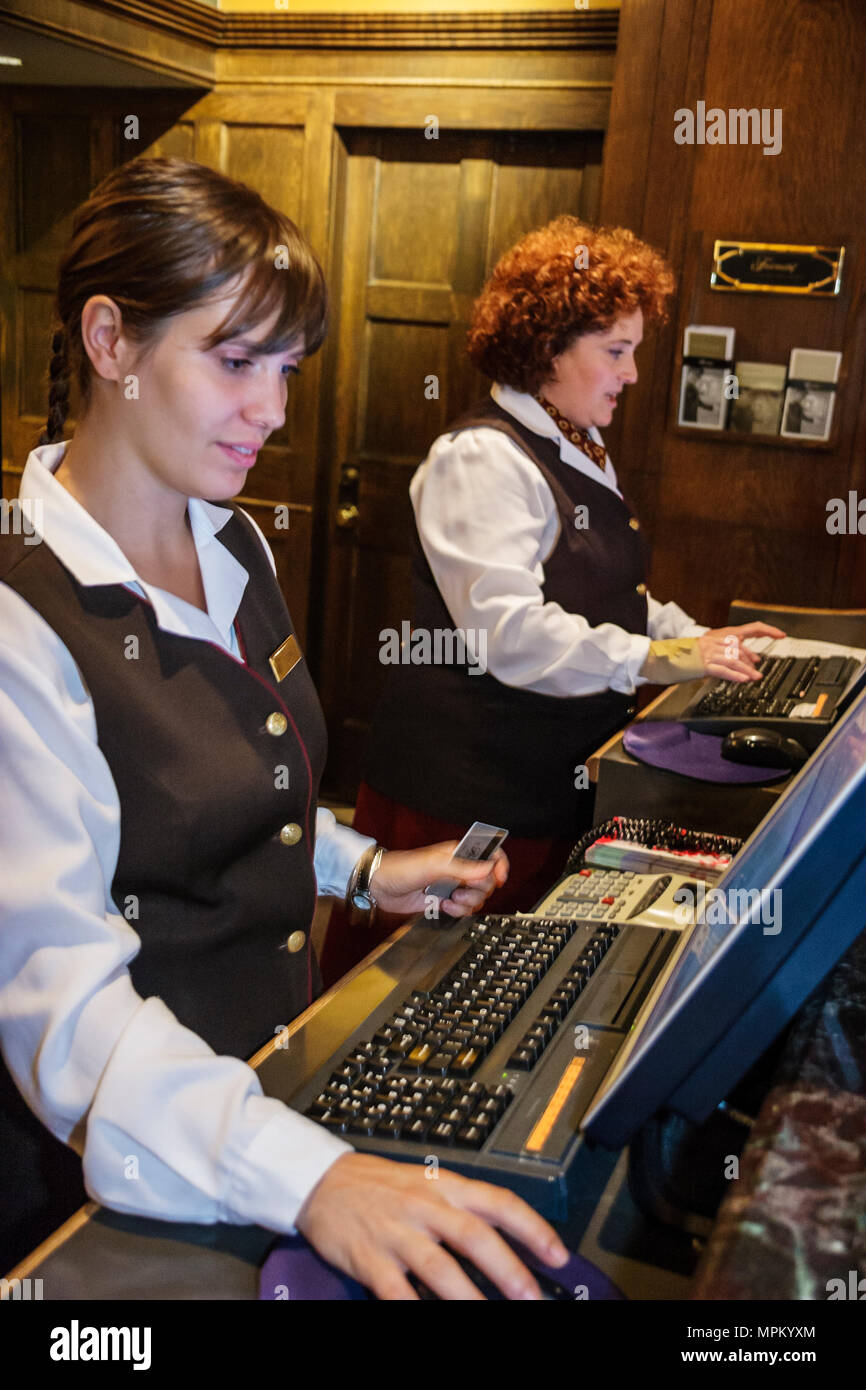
(697, 622, 786, 682)
(294, 1151, 570, 1300)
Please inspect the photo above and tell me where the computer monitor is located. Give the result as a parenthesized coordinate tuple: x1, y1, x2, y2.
(583, 682, 866, 1148)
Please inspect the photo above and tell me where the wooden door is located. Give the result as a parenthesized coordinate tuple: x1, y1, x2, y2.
(315, 127, 604, 800)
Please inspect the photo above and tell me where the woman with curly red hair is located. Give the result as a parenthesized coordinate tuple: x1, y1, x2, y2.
(321, 216, 781, 984)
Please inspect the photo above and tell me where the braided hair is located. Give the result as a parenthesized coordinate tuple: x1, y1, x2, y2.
(40, 329, 71, 446)
(39, 155, 328, 448)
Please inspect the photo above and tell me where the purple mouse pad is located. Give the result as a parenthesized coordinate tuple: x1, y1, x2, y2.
(259, 1232, 624, 1301)
(623, 721, 790, 784)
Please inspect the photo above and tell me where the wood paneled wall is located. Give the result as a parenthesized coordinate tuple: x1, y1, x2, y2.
(600, 0, 865, 627)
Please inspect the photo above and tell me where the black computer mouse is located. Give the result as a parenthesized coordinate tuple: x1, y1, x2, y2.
(721, 726, 809, 770)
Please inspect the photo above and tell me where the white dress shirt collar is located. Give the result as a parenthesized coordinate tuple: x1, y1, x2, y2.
(18, 442, 248, 649)
(490, 382, 620, 494)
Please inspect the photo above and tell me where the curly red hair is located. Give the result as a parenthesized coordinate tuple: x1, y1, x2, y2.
(466, 216, 674, 392)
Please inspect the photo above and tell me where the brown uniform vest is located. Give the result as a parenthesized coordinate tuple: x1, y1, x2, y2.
(364, 396, 647, 836)
(0, 507, 326, 1265)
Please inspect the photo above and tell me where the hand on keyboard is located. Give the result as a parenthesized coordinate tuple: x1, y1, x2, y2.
(698, 622, 786, 683)
(295, 1151, 569, 1300)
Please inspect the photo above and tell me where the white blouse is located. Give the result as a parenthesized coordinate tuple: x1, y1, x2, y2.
(409, 383, 706, 697)
(0, 443, 373, 1236)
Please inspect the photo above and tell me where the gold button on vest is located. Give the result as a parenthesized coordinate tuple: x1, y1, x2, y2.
(635, 582, 647, 596)
(280, 822, 302, 846)
(286, 930, 306, 953)
(266, 712, 288, 737)
(628, 517, 640, 531)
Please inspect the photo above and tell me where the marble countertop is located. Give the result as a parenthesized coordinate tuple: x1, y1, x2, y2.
(692, 927, 866, 1300)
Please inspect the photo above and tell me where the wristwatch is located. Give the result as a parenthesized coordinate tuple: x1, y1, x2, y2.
(346, 844, 385, 927)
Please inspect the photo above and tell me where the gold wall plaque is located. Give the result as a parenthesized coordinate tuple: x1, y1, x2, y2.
(711, 241, 844, 296)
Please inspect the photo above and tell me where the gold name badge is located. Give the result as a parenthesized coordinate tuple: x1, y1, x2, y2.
(269, 634, 302, 683)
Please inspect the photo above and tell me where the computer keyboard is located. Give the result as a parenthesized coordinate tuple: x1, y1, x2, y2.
(683, 652, 861, 748)
(286, 911, 679, 1216)
(696, 653, 857, 718)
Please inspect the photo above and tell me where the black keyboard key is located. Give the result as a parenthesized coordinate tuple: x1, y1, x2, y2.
(477, 1098, 508, 1122)
(460, 1081, 486, 1100)
(409, 1076, 438, 1094)
(347, 1113, 379, 1135)
(402, 1118, 431, 1141)
(316, 1111, 349, 1131)
(507, 1046, 538, 1069)
(821, 656, 844, 683)
(437, 1078, 461, 1096)
(794, 657, 821, 699)
(382, 1076, 409, 1094)
(376, 1117, 405, 1138)
(450, 1026, 475, 1044)
(430, 1121, 455, 1145)
(349, 1084, 377, 1103)
(332, 1061, 363, 1082)
(423, 1052, 454, 1075)
(455, 1125, 486, 1149)
(450, 1096, 475, 1118)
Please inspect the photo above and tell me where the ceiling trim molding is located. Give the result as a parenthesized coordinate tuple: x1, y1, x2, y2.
(3, 1, 619, 52)
(221, 10, 619, 50)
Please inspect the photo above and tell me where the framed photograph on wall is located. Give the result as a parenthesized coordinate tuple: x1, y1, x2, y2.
(780, 349, 841, 441)
(729, 362, 787, 435)
(678, 325, 735, 431)
(678, 364, 728, 429)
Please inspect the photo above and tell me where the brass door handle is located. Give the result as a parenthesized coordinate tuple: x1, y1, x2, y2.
(336, 463, 360, 530)
(336, 503, 360, 529)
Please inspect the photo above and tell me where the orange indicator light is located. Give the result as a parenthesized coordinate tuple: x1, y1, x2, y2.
(525, 1057, 586, 1153)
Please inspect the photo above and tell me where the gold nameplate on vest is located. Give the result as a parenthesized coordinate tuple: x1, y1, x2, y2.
(269, 634, 302, 683)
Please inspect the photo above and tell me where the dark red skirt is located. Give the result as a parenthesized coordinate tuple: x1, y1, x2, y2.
(319, 782, 578, 988)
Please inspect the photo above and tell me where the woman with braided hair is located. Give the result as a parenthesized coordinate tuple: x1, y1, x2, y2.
(321, 217, 783, 984)
(0, 156, 574, 1298)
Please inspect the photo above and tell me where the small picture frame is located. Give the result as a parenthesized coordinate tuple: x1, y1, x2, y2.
(780, 384, 836, 440)
(729, 362, 787, 435)
(678, 363, 728, 430)
(780, 349, 841, 442)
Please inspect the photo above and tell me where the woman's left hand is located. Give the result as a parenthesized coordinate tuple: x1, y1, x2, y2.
(370, 843, 509, 921)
